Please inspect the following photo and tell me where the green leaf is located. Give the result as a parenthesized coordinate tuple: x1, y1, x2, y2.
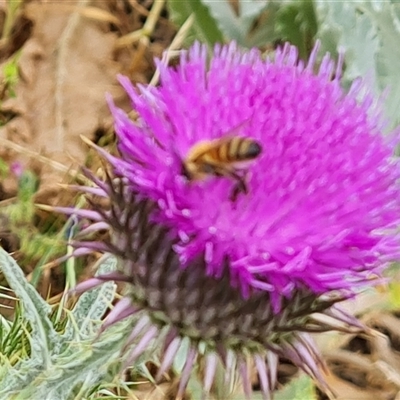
(274, 374, 317, 400)
(230, 374, 316, 400)
(316, 1, 379, 91)
(361, 1, 400, 128)
(0, 358, 50, 396)
(168, 0, 224, 46)
(201, 0, 269, 47)
(2, 54, 20, 97)
(17, 171, 39, 202)
(315, 0, 400, 129)
(276, 0, 318, 59)
(18, 323, 129, 400)
(0, 251, 129, 399)
(0, 248, 56, 366)
(3, 58, 18, 85)
(0, 158, 9, 178)
(65, 254, 117, 339)
(201, 0, 244, 43)
(389, 281, 400, 307)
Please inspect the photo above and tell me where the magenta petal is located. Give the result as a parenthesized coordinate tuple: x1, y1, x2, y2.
(103, 41, 400, 304)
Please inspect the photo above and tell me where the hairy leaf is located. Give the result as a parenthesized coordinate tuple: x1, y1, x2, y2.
(64, 253, 117, 340)
(17, 324, 128, 399)
(276, 0, 318, 59)
(168, 0, 224, 46)
(0, 250, 123, 399)
(274, 374, 317, 400)
(202, 0, 268, 46)
(315, 0, 400, 129)
(0, 248, 56, 366)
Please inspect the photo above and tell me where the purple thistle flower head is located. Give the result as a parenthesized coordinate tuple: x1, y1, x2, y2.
(71, 41, 400, 399)
(109, 41, 400, 307)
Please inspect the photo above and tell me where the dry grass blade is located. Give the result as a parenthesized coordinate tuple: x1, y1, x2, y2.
(22, 3, 121, 25)
(78, 6, 120, 25)
(116, 0, 166, 48)
(149, 14, 194, 86)
(129, 0, 151, 17)
(0, 137, 78, 176)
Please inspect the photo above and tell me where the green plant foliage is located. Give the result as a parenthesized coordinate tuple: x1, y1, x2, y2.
(64, 254, 117, 340)
(0, 303, 30, 361)
(201, 0, 268, 46)
(7, 170, 39, 226)
(0, 158, 9, 178)
(2, 0, 24, 41)
(315, 0, 400, 129)
(275, 0, 318, 59)
(274, 374, 317, 400)
(168, 0, 224, 46)
(244, 5, 281, 48)
(0, 248, 56, 364)
(2, 54, 20, 98)
(230, 374, 316, 399)
(1, 168, 67, 274)
(169, 0, 319, 53)
(0, 251, 131, 399)
(389, 281, 400, 308)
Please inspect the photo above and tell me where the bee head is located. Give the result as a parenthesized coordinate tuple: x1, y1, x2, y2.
(248, 141, 262, 159)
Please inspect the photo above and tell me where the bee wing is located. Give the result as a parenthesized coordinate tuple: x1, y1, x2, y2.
(203, 119, 251, 151)
(218, 117, 251, 140)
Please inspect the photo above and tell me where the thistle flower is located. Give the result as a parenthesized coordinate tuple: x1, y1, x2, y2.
(68, 42, 400, 399)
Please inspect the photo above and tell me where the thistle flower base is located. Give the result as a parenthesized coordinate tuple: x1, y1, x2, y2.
(76, 176, 366, 399)
(68, 40, 400, 399)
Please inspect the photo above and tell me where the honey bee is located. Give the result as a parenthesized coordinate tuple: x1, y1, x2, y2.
(182, 134, 262, 200)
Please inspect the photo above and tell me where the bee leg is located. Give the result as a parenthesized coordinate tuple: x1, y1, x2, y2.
(229, 173, 248, 202)
(181, 163, 191, 179)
